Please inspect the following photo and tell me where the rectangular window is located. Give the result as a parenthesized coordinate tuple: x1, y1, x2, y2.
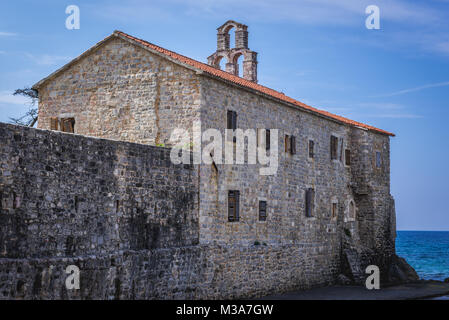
(290, 136, 296, 155)
(227, 110, 237, 143)
(228, 190, 240, 222)
(330, 135, 338, 160)
(305, 188, 315, 217)
(332, 202, 337, 218)
(284, 135, 296, 155)
(266, 129, 270, 151)
(50, 117, 59, 131)
(227, 110, 237, 130)
(61, 118, 75, 133)
(309, 140, 314, 159)
(259, 200, 267, 221)
(285, 135, 290, 153)
(376, 151, 382, 168)
(345, 149, 351, 166)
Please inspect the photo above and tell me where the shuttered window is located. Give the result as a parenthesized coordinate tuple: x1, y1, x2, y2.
(50, 117, 59, 131)
(330, 135, 338, 160)
(284, 135, 296, 154)
(285, 135, 290, 153)
(305, 188, 315, 217)
(61, 118, 75, 133)
(332, 202, 337, 218)
(290, 136, 296, 155)
(228, 190, 240, 222)
(345, 149, 351, 166)
(259, 200, 267, 221)
(309, 140, 314, 158)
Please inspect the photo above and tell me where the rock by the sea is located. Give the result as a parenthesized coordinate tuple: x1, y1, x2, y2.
(388, 255, 420, 284)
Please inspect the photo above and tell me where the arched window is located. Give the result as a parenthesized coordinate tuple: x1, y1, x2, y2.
(233, 52, 244, 77)
(349, 200, 356, 220)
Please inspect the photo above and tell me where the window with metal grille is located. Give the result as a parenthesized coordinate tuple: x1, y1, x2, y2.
(259, 200, 267, 221)
(228, 190, 240, 222)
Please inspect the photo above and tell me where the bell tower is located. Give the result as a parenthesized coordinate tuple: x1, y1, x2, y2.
(207, 20, 258, 83)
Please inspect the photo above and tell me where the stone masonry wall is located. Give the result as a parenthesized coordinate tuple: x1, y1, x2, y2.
(37, 37, 202, 146)
(0, 123, 199, 259)
(0, 123, 339, 299)
(0, 244, 338, 300)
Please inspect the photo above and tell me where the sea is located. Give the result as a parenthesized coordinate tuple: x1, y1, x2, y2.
(396, 231, 449, 281)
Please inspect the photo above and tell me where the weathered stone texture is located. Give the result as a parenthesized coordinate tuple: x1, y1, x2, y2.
(0, 245, 338, 300)
(0, 27, 404, 299)
(37, 38, 201, 146)
(0, 123, 199, 259)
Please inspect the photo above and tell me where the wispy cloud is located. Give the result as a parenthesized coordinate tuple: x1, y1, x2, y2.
(0, 31, 17, 37)
(0, 91, 29, 106)
(320, 101, 422, 119)
(373, 82, 449, 97)
(25, 53, 72, 66)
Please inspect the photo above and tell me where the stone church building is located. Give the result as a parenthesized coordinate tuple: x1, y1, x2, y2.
(0, 21, 416, 299)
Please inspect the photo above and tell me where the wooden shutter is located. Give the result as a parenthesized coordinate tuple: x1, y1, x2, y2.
(228, 191, 235, 222)
(339, 138, 344, 162)
(266, 129, 270, 151)
(331, 136, 338, 160)
(235, 190, 240, 221)
(228, 190, 240, 222)
(61, 118, 73, 133)
(259, 200, 267, 221)
(290, 136, 296, 155)
(50, 117, 58, 131)
(232, 111, 237, 130)
(284, 135, 290, 153)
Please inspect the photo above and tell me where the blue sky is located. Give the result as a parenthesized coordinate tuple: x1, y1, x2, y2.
(1, 0, 449, 230)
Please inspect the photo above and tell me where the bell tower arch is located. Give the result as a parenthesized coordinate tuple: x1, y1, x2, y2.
(207, 20, 258, 83)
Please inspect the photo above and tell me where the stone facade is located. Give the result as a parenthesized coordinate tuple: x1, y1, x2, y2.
(37, 37, 202, 146)
(0, 22, 409, 299)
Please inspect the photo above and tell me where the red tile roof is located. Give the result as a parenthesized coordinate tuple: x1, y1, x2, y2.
(35, 30, 394, 137)
(115, 31, 394, 137)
